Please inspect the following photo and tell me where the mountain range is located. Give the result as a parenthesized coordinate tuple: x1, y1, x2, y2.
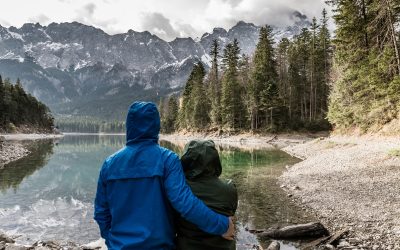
(0, 11, 311, 120)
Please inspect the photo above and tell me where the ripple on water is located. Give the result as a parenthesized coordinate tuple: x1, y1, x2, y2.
(0, 197, 100, 244)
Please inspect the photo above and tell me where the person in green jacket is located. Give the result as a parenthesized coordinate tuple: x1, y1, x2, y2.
(176, 140, 238, 250)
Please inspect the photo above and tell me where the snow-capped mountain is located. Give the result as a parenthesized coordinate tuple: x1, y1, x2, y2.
(0, 12, 310, 119)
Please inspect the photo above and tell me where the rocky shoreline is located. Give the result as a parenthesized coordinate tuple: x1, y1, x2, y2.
(0, 233, 105, 250)
(0, 134, 64, 169)
(280, 135, 400, 249)
(0, 140, 30, 169)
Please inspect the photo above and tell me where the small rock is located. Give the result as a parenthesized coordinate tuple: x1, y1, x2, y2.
(266, 241, 280, 250)
(5, 245, 29, 250)
(337, 240, 350, 248)
(348, 238, 361, 244)
(322, 244, 335, 250)
(0, 234, 15, 244)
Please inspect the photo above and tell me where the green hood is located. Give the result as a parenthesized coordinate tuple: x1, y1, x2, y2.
(181, 140, 222, 180)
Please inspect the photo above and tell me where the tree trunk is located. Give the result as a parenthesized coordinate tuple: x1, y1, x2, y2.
(385, 0, 400, 75)
(361, 0, 369, 49)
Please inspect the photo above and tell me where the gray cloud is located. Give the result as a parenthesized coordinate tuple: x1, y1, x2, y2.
(203, 0, 327, 30)
(141, 13, 181, 41)
(222, 0, 243, 7)
(0, 19, 11, 27)
(28, 14, 50, 24)
(0, 0, 331, 40)
(74, 2, 119, 33)
(175, 22, 197, 39)
(84, 3, 96, 15)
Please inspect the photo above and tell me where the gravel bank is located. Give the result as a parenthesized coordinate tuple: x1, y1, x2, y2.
(0, 233, 106, 250)
(0, 141, 29, 169)
(280, 136, 400, 249)
(0, 134, 63, 169)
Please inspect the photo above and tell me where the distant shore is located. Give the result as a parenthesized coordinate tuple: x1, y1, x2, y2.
(1, 133, 64, 141)
(280, 135, 400, 248)
(160, 131, 328, 149)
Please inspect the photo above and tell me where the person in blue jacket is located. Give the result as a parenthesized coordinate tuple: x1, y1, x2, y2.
(94, 101, 234, 250)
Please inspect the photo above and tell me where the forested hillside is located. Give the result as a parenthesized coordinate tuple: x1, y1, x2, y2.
(0, 76, 54, 133)
(160, 10, 332, 133)
(327, 0, 400, 132)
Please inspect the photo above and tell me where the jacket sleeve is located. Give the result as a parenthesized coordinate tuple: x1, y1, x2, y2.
(163, 154, 229, 235)
(94, 161, 112, 244)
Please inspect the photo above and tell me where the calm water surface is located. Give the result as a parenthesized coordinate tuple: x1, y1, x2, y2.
(0, 135, 311, 249)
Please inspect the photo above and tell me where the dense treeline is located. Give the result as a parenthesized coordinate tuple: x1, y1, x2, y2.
(160, 9, 332, 133)
(56, 116, 125, 133)
(327, 0, 400, 131)
(0, 76, 54, 132)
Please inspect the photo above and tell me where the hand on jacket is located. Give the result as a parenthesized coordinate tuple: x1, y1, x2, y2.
(222, 217, 235, 240)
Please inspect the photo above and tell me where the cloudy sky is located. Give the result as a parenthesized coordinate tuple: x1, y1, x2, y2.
(0, 0, 330, 41)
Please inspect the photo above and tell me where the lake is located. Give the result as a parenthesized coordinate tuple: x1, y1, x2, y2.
(0, 135, 311, 249)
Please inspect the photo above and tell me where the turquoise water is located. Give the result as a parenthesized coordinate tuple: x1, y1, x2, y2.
(0, 135, 310, 249)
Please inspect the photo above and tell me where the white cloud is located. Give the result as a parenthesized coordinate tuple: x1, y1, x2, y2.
(0, 0, 331, 41)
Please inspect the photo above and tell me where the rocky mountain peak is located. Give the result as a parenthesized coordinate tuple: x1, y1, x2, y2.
(0, 17, 310, 119)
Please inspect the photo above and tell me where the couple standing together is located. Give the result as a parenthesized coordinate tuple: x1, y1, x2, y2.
(94, 102, 238, 250)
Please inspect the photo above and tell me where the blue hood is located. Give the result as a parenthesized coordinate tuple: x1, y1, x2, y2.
(126, 102, 160, 144)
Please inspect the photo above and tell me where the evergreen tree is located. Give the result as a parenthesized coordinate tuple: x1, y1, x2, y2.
(208, 39, 222, 126)
(158, 97, 166, 132)
(164, 96, 179, 133)
(0, 77, 54, 132)
(277, 38, 290, 107)
(221, 39, 246, 129)
(238, 54, 252, 130)
(0, 75, 4, 127)
(317, 8, 332, 115)
(250, 25, 280, 130)
(327, 0, 400, 131)
(191, 62, 211, 129)
(179, 62, 209, 130)
(178, 68, 195, 129)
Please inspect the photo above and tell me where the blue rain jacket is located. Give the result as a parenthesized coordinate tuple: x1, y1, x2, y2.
(94, 102, 228, 250)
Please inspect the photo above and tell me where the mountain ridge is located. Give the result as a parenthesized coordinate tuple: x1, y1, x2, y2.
(0, 13, 311, 120)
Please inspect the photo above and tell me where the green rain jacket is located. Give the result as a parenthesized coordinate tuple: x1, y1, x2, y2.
(177, 140, 238, 250)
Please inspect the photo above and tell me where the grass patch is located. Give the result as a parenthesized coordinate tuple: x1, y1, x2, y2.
(388, 148, 400, 157)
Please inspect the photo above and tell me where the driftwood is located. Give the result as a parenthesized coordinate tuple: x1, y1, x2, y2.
(257, 222, 329, 239)
(301, 229, 349, 249)
(266, 241, 280, 250)
(326, 229, 348, 245)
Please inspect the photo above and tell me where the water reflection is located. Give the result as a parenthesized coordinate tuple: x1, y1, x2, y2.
(0, 136, 311, 249)
(0, 140, 55, 192)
